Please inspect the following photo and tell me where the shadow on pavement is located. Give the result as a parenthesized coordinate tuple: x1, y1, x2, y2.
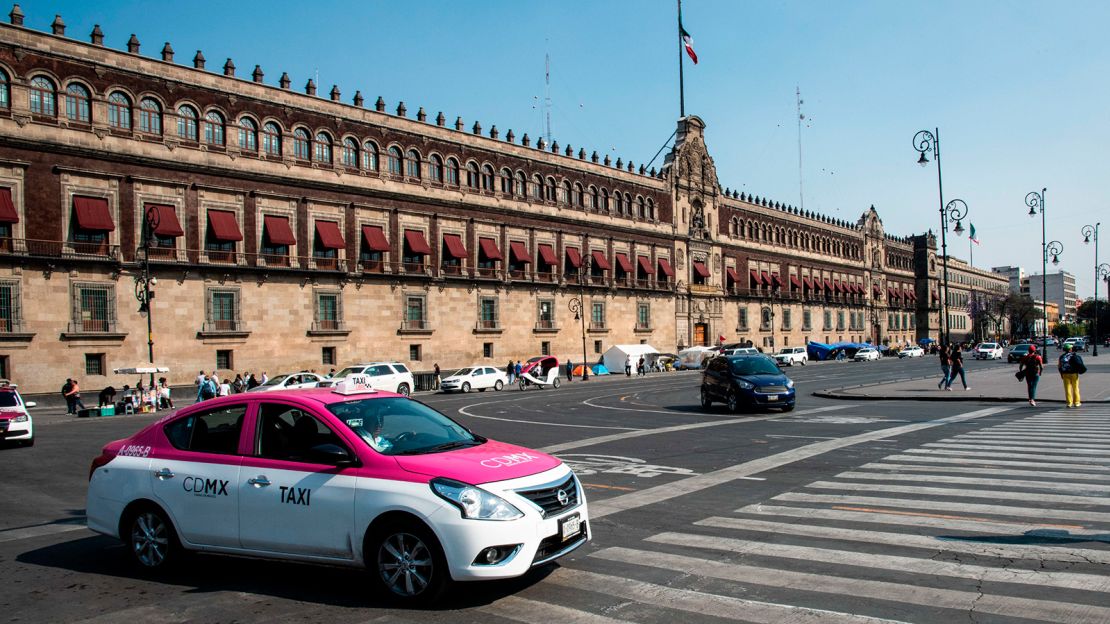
(16, 534, 557, 610)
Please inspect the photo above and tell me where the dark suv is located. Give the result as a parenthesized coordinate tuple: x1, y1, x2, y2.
(700, 354, 796, 413)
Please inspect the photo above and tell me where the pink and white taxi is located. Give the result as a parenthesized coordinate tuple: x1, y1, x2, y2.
(87, 378, 589, 601)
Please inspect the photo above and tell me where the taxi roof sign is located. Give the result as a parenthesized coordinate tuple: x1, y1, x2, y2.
(332, 375, 377, 396)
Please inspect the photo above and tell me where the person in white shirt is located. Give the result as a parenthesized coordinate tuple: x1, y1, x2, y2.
(219, 378, 232, 397)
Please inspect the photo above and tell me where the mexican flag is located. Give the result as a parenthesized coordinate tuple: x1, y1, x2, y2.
(970, 223, 980, 245)
(680, 21, 698, 64)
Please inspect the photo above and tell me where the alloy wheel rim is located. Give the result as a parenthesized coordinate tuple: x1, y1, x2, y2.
(379, 532, 433, 596)
(131, 512, 168, 567)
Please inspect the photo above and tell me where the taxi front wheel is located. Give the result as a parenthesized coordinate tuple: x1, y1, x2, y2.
(124, 506, 181, 571)
(368, 521, 448, 603)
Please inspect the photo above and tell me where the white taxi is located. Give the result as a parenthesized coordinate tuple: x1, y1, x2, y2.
(439, 366, 508, 393)
(86, 378, 589, 602)
(0, 381, 35, 447)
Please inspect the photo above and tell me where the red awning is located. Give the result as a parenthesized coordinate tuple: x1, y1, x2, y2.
(907, 291, 917, 301)
(442, 233, 468, 259)
(726, 267, 740, 284)
(873, 284, 882, 297)
(932, 290, 939, 301)
(836, 281, 846, 294)
(637, 255, 655, 275)
(790, 275, 802, 290)
(657, 258, 674, 277)
(887, 286, 897, 299)
(693, 261, 711, 278)
(207, 209, 242, 242)
(772, 274, 783, 288)
(0, 188, 18, 224)
(761, 271, 771, 286)
(315, 220, 345, 250)
(146, 204, 183, 237)
(750, 269, 764, 286)
(362, 225, 391, 252)
(73, 196, 115, 231)
(591, 250, 611, 270)
(614, 253, 633, 272)
(565, 247, 582, 267)
(823, 279, 834, 292)
(263, 215, 296, 246)
(538, 243, 558, 266)
(478, 237, 503, 261)
(509, 241, 532, 263)
(404, 229, 432, 255)
(803, 276, 814, 290)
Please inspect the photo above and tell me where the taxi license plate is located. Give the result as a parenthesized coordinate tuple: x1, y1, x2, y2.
(767, 395, 779, 401)
(560, 513, 582, 541)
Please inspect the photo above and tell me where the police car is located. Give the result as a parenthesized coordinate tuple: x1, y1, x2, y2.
(0, 380, 36, 447)
(86, 377, 589, 602)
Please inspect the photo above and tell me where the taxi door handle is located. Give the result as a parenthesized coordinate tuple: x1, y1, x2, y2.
(247, 476, 271, 487)
(154, 468, 174, 480)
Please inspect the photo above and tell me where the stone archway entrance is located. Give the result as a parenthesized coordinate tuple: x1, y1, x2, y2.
(693, 322, 708, 346)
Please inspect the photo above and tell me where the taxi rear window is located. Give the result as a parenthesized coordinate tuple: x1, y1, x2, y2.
(164, 406, 246, 455)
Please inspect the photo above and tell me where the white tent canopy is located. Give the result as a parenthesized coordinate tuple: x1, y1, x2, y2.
(113, 367, 170, 374)
(602, 344, 660, 373)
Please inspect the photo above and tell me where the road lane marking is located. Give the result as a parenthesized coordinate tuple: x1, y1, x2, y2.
(585, 406, 1011, 518)
(806, 481, 1110, 507)
(592, 546, 1110, 624)
(834, 471, 1110, 493)
(582, 483, 637, 491)
(0, 522, 87, 543)
(772, 492, 1110, 523)
(477, 596, 633, 623)
(538, 405, 851, 454)
(739, 502, 1089, 532)
(544, 568, 913, 624)
(882, 453, 1110, 471)
(923, 443, 1110, 455)
(901, 448, 1110, 463)
(859, 462, 1110, 482)
(646, 532, 1110, 593)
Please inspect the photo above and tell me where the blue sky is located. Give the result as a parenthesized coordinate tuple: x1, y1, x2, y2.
(15, 0, 1110, 298)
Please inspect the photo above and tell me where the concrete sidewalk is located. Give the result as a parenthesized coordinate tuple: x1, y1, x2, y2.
(816, 358, 1110, 404)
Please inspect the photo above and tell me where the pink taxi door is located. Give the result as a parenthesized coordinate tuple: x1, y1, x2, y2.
(238, 401, 356, 559)
(149, 403, 247, 548)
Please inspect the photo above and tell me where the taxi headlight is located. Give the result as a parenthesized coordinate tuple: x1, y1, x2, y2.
(431, 478, 523, 521)
(786, 379, 794, 388)
(14, 414, 28, 422)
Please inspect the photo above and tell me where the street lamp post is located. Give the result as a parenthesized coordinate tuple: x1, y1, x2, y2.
(135, 206, 159, 391)
(1083, 223, 1101, 356)
(913, 129, 969, 347)
(1099, 263, 1110, 351)
(567, 256, 593, 381)
(1026, 189, 1061, 354)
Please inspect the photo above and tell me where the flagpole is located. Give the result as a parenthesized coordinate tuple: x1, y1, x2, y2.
(678, 0, 685, 118)
(969, 236, 973, 268)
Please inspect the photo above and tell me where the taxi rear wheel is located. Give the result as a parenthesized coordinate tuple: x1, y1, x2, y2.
(396, 383, 411, 397)
(125, 506, 180, 571)
(369, 521, 448, 603)
(494, 380, 504, 391)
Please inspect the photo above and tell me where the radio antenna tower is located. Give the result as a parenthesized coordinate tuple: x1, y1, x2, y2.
(796, 86, 805, 212)
(544, 51, 552, 144)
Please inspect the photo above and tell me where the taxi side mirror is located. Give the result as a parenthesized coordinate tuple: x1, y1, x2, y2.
(24, 401, 36, 408)
(309, 443, 358, 467)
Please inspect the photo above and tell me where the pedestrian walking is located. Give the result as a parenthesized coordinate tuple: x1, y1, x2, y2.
(232, 374, 245, 394)
(945, 345, 968, 390)
(246, 373, 260, 390)
(195, 369, 206, 402)
(199, 374, 217, 401)
(625, 355, 633, 377)
(1017, 345, 1043, 406)
(637, 356, 646, 377)
(62, 378, 75, 414)
(566, 359, 573, 381)
(506, 360, 515, 384)
(158, 377, 174, 409)
(65, 378, 85, 414)
(937, 345, 951, 389)
(1058, 343, 1087, 408)
(514, 361, 523, 382)
(219, 378, 232, 397)
(260, 371, 269, 385)
(433, 363, 441, 391)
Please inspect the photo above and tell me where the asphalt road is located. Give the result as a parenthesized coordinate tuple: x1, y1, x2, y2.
(3, 356, 1108, 623)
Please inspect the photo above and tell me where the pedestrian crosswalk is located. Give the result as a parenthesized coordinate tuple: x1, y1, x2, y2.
(482, 406, 1110, 623)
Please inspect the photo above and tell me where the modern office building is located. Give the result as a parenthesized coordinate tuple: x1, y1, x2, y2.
(1022, 271, 1078, 320)
(0, 10, 950, 393)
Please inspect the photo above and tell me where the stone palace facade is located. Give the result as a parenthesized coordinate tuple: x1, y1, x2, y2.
(0, 10, 966, 393)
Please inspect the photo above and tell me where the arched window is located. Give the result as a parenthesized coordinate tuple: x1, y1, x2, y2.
(499, 168, 513, 194)
(465, 162, 480, 189)
(237, 117, 258, 151)
(387, 147, 402, 174)
(314, 132, 333, 163)
(64, 83, 90, 122)
(481, 165, 494, 191)
(204, 111, 225, 145)
(446, 158, 460, 185)
(625, 193, 633, 216)
(515, 172, 527, 197)
(176, 105, 198, 140)
(342, 138, 358, 167)
(0, 70, 9, 109)
(262, 122, 281, 156)
(532, 175, 544, 201)
(406, 150, 421, 178)
(363, 141, 380, 171)
(600, 189, 610, 213)
(590, 186, 599, 211)
(29, 76, 56, 116)
(559, 181, 571, 204)
(574, 183, 584, 208)
(615, 192, 625, 215)
(429, 154, 443, 182)
(545, 177, 557, 202)
(293, 128, 311, 160)
(139, 98, 161, 135)
(107, 92, 131, 129)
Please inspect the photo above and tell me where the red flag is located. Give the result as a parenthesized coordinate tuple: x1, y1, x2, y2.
(680, 23, 698, 65)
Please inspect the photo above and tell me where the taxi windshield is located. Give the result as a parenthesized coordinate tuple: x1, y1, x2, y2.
(729, 357, 780, 376)
(0, 392, 20, 408)
(450, 368, 476, 377)
(333, 366, 363, 378)
(328, 397, 483, 456)
(261, 374, 290, 386)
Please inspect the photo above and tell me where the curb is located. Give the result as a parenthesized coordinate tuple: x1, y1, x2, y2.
(814, 373, 1110, 404)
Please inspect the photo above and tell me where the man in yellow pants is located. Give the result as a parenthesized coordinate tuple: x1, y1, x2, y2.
(1057, 343, 1087, 408)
